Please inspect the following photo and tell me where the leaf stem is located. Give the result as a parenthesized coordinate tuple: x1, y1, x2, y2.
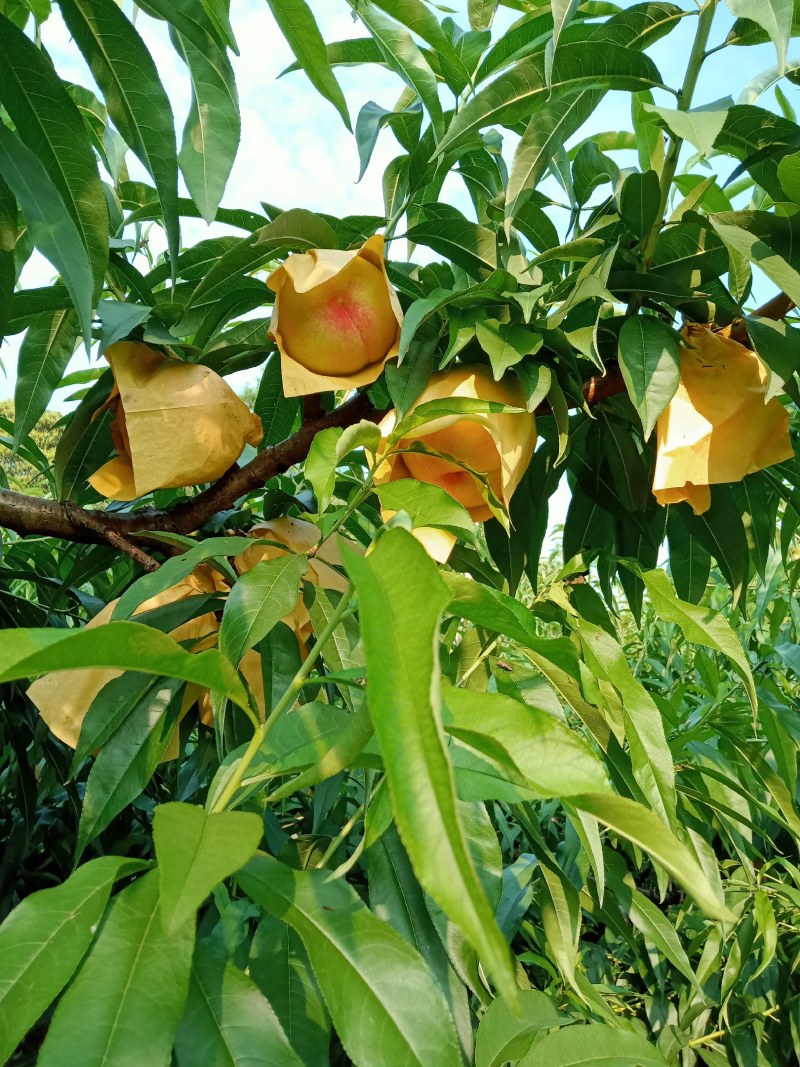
(315, 799, 365, 869)
(637, 0, 719, 273)
(209, 584, 356, 812)
(384, 192, 412, 243)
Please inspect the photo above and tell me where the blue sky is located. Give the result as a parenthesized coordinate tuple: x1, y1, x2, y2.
(0, 0, 790, 407)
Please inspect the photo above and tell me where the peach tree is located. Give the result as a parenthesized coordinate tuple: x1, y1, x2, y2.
(1, 1, 800, 1064)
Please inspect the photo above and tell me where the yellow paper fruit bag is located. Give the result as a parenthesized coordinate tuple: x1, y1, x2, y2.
(27, 566, 228, 760)
(653, 323, 793, 515)
(235, 516, 350, 652)
(268, 234, 403, 397)
(89, 341, 263, 501)
(373, 366, 537, 561)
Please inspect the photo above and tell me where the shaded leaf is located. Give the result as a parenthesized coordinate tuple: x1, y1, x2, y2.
(175, 942, 304, 1067)
(60, 0, 180, 269)
(13, 309, 78, 447)
(0, 124, 93, 345)
(238, 854, 463, 1067)
(0, 856, 147, 1065)
(0, 17, 108, 292)
(38, 871, 194, 1067)
(173, 28, 240, 223)
(617, 315, 680, 440)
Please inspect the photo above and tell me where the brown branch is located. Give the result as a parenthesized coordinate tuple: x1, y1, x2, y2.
(728, 292, 796, 347)
(0, 392, 377, 547)
(63, 503, 160, 572)
(302, 395, 323, 422)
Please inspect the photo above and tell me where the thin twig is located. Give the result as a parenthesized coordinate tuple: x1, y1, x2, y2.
(62, 503, 160, 571)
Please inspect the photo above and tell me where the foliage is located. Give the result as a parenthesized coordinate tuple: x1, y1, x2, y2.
(1, 1, 800, 1065)
(0, 401, 60, 492)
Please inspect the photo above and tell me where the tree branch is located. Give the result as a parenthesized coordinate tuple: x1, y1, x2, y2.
(0, 392, 378, 547)
(0, 288, 792, 552)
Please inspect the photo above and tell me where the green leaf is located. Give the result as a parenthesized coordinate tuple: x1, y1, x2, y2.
(184, 208, 336, 318)
(357, 3, 444, 140)
(709, 212, 800, 304)
(746, 316, 800, 400)
(367, 824, 474, 1059)
(370, 0, 474, 95)
(219, 554, 307, 666)
(681, 487, 749, 602)
(752, 889, 779, 980)
(0, 856, 147, 1065)
(356, 98, 421, 182)
(539, 864, 581, 989)
(307, 427, 344, 514)
(96, 299, 151, 355)
(386, 336, 436, 413)
(646, 100, 731, 156)
(406, 204, 497, 277)
(623, 563, 757, 712)
(13, 309, 78, 447)
(515, 361, 552, 412)
(135, 0, 230, 54)
(76, 677, 186, 857)
(617, 315, 680, 440)
(468, 0, 495, 31)
(71, 671, 171, 771)
(59, 0, 180, 270)
(376, 478, 479, 544)
(0, 622, 250, 708)
(475, 989, 569, 1067)
(571, 795, 733, 921)
(548, 0, 582, 83)
(507, 89, 605, 221)
(173, 28, 240, 224)
(249, 916, 331, 1067)
(0, 16, 108, 294)
(38, 871, 194, 1067)
(198, 0, 238, 53)
(341, 529, 516, 1000)
(619, 169, 661, 240)
(238, 854, 463, 1067)
(0, 124, 93, 346)
(476, 319, 542, 380)
(651, 222, 728, 287)
(575, 618, 676, 829)
(724, 0, 793, 72)
(606, 866, 700, 990)
(266, 0, 351, 129)
(154, 803, 262, 934)
(56, 406, 113, 503)
(0, 175, 13, 344)
(279, 37, 387, 77)
(666, 508, 710, 603)
(175, 942, 304, 1067)
(434, 43, 662, 158)
(307, 421, 381, 513)
(518, 1022, 668, 1066)
(397, 275, 512, 361)
(111, 536, 258, 620)
(255, 352, 301, 446)
(207, 702, 373, 811)
(442, 685, 611, 798)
